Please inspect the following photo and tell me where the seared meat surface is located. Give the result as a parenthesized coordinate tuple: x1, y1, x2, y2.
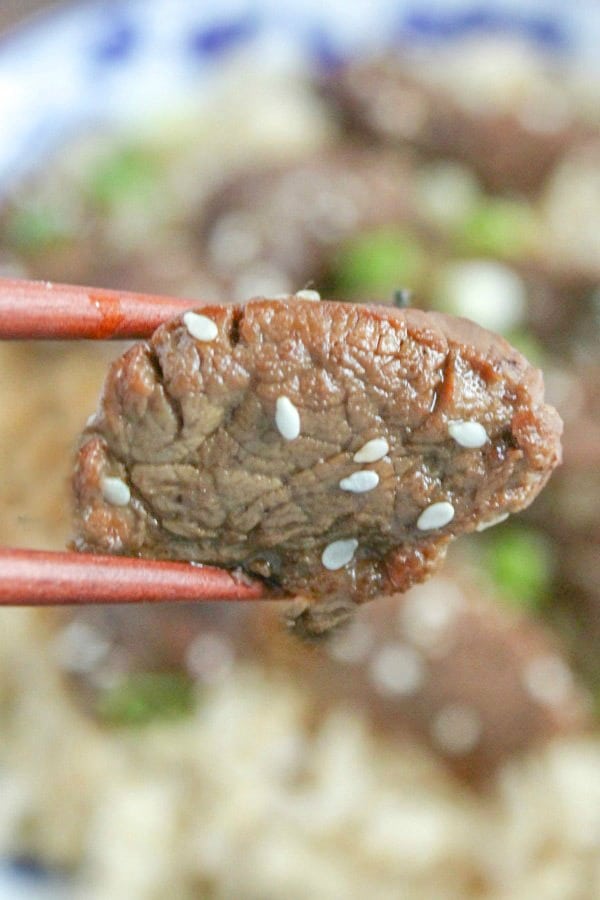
(73, 298, 561, 634)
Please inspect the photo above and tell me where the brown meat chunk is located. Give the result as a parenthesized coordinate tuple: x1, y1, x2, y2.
(198, 147, 421, 299)
(73, 298, 562, 634)
(323, 58, 590, 195)
(281, 572, 590, 782)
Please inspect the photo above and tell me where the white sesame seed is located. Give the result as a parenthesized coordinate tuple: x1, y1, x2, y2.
(275, 396, 301, 440)
(417, 501, 455, 531)
(101, 476, 131, 507)
(353, 438, 389, 464)
(522, 655, 574, 708)
(431, 704, 483, 756)
(369, 642, 425, 696)
(183, 311, 219, 342)
(475, 512, 510, 532)
(339, 470, 380, 493)
(321, 538, 358, 571)
(448, 420, 488, 449)
(295, 289, 321, 302)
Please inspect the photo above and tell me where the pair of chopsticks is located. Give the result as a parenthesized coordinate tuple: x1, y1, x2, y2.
(0, 277, 266, 607)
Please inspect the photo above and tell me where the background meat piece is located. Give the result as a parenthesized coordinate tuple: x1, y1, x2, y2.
(197, 147, 423, 301)
(541, 139, 600, 278)
(73, 299, 561, 634)
(323, 58, 590, 195)
(280, 571, 590, 782)
(525, 364, 600, 687)
(53, 563, 589, 784)
(195, 148, 599, 354)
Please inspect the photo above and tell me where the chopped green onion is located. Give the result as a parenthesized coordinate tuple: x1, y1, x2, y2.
(97, 672, 195, 726)
(332, 228, 426, 296)
(6, 206, 73, 253)
(455, 199, 538, 259)
(484, 525, 553, 611)
(86, 146, 161, 207)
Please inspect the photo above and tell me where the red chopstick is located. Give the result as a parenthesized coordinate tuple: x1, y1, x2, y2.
(0, 277, 269, 607)
(0, 276, 201, 340)
(0, 548, 265, 606)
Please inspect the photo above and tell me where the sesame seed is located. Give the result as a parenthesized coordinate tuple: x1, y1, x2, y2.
(448, 420, 488, 449)
(321, 538, 358, 571)
(369, 642, 425, 696)
(339, 470, 379, 493)
(183, 311, 218, 342)
(101, 476, 131, 507)
(431, 704, 482, 756)
(475, 512, 510, 532)
(353, 437, 389, 464)
(522, 656, 574, 708)
(417, 501, 455, 531)
(295, 289, 321, 302)
(275, 396, 301, 440)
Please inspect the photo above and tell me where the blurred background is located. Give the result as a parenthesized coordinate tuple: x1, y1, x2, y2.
(0, 3, 55, 30)
(1, 1, 600, 898)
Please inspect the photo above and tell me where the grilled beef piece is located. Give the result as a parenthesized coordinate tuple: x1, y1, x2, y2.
(73, 298, 562, 634)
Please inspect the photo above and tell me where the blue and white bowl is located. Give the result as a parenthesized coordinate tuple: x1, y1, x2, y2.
(1, 0, 597, 199)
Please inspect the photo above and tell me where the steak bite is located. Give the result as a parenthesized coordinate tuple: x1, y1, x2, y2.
(73, 298, 562, 634)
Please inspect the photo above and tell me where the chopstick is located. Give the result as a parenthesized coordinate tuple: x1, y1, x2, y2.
(0, 548, 266, 606)
(0, 276, 201, 340)
(0, 276, 269, 607)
